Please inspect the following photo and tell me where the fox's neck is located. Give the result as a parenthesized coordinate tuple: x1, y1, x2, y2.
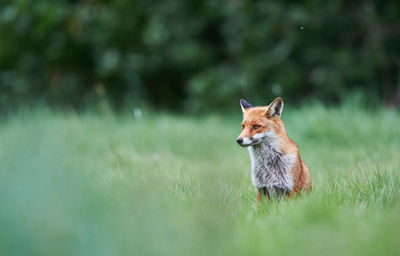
(248, 132, 295, 192)
(250, 138, 281, 165)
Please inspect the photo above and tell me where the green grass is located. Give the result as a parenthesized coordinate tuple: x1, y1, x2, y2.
(0, 103, 399, 256)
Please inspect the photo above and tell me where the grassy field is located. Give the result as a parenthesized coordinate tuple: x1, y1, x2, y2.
(0, 102, 399, 256)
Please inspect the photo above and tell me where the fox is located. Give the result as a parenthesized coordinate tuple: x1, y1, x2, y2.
(236, 97, 311, 202)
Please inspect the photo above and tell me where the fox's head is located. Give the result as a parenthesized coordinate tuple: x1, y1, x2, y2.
(236, 97, 285, 147)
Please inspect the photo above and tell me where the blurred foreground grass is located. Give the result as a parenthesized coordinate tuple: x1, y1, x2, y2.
(0, 103, 399, 256)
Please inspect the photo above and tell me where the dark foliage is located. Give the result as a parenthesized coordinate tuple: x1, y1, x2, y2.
(0, 0, 399, 111)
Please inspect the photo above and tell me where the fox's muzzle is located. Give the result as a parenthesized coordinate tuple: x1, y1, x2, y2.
(236, 136, 260, 147)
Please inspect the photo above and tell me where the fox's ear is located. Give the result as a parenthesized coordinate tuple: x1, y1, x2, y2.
(240, 99, 253, 112)
(266, 97, 284, 118)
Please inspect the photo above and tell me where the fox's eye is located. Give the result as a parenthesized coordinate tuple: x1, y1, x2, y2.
(252, 125, 261, 130)
(241, 124, 245, 130)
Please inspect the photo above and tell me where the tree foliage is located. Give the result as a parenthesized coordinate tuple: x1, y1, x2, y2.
(0, 0, 399, 111)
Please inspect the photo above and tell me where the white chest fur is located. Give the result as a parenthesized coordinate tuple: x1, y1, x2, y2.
(248, 137, 296, 197)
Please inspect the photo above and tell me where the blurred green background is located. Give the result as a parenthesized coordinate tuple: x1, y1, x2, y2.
(1, 1, 400, 256)
(1, 0, 400, 112)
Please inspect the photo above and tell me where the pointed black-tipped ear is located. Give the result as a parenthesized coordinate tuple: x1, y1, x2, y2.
(240, 99, 253, 112)
(266, 97, 284, 118)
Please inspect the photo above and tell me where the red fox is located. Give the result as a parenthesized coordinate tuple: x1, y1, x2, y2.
(237, 97, 311, 202)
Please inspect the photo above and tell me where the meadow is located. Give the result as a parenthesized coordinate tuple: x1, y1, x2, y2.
(0, 101, 399, 256)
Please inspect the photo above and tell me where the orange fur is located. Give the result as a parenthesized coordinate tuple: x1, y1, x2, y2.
(238, 98, 311, 201)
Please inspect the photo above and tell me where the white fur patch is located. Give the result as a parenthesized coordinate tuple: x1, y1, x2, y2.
(241, 137, 253, 146)
(247, 130, 296, 199)
(252, 132, 266, 141)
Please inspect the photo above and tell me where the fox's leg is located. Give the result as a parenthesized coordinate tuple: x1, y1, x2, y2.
(257, 187, 271, 203)
(256, 190, 262, 203)
(287, 191, 294, 200)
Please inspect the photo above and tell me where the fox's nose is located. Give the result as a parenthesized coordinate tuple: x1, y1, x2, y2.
(236, 137, 243, 145)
